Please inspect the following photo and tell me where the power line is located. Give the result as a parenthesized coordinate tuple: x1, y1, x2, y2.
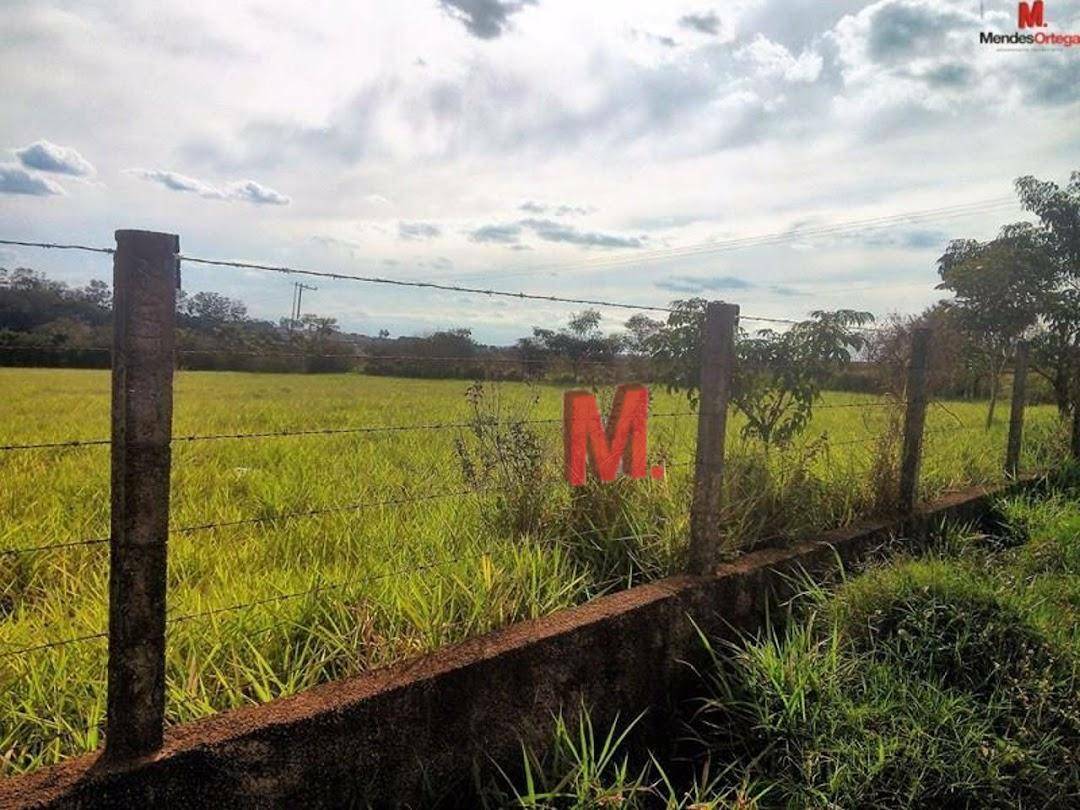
(173, 197, 1016, 315)
(0, 194, 1019, 282)
(1, 228, 954, 325)
(0, 343, 655, 371)
(0, 194, 1020, 304)
(450, 196, 1020, 283)
(2, 232, 673, 315)
(1, 218, 975, 337)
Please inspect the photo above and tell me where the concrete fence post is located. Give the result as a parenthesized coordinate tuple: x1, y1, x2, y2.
(105, 229, 179, 762)
(688, 301, 739, 575)
(898, 328, 930, 514)
(1005, 341, 1029, 478)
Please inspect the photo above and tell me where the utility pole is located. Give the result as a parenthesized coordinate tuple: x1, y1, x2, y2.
(289, 282, 318, 330)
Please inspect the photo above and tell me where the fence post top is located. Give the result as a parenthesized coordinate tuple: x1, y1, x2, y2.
(706, 300, 740, 318)
(114, 230, 180, 248)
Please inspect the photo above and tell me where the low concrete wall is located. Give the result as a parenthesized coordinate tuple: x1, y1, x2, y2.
(0, 481, 1033, 809)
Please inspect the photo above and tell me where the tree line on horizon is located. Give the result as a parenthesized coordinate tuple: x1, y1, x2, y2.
(1, 171, 1077, 423)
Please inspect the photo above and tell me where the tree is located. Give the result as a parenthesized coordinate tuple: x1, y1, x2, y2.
(296, 313, 339, 336)
(733, 310, 874, 447)
(647, 299, 874, 448)
(0, 265, 362, 374)
(639, 298, 710, 399)
(178, 291, 248, 325)
(367, 327, 480, 378)
(936, 222, 1056, 427)
(622, 313, 663, 354)
(417, 328, 477, 361)
(529, 309, 622, 380)
(80, 279, 111, 309)
(867, 304, 982, 400)
(1014, 171, 1080, 431)
(0, 267, 111, 332)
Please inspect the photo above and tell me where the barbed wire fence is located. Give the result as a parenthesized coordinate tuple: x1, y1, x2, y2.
(0, 230, 1072, 770)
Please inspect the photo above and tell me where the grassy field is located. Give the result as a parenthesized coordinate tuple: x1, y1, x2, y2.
(0, 367, 1068, 775)
(488, 480, 1080, 808)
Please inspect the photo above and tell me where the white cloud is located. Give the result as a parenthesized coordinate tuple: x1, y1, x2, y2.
(398, 221, 441, 240)
(127, 168, 225, 198)
(14, 140, 96, 177)
(0, 163, 65, 196)
(127, 168, 289, 205)
(735, 34, 823, 82)
(225, 179, 291, 205)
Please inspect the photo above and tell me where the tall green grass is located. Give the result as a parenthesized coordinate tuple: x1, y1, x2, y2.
(0, 367, 1068, 775)
(489, 482, 1080, 808)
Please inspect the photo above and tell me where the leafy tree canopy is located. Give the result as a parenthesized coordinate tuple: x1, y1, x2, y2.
(647, 299, 873, 446)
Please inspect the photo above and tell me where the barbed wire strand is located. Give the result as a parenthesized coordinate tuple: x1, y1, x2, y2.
(0, 239, 114, 255)
(177, 254, 675, 314)
(1, 404, 974, 462)
(165, 552, 500, 627)
(0, 233, 947, 332)
(0, 343, 651, 368)
(0, 411, 696, 453)
(0, 536, 110, 557)
(1, 193, 1015, 282)
(174, 253, 890, 331)
(0, 630, 108, 659)
(0, 437, 111, 451)
(0, 490, 498, 559)
(4, 532, 660, 658)
(0, 343, 650, 370)
(0, 445, 694, 558)
(170, 485, 508, 535)
(0, 548, 504, 659)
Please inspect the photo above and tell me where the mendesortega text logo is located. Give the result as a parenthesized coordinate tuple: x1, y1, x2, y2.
(980, 1, 1080, 46)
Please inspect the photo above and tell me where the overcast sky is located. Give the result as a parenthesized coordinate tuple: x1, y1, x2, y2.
(1, 0, 1078, 342)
